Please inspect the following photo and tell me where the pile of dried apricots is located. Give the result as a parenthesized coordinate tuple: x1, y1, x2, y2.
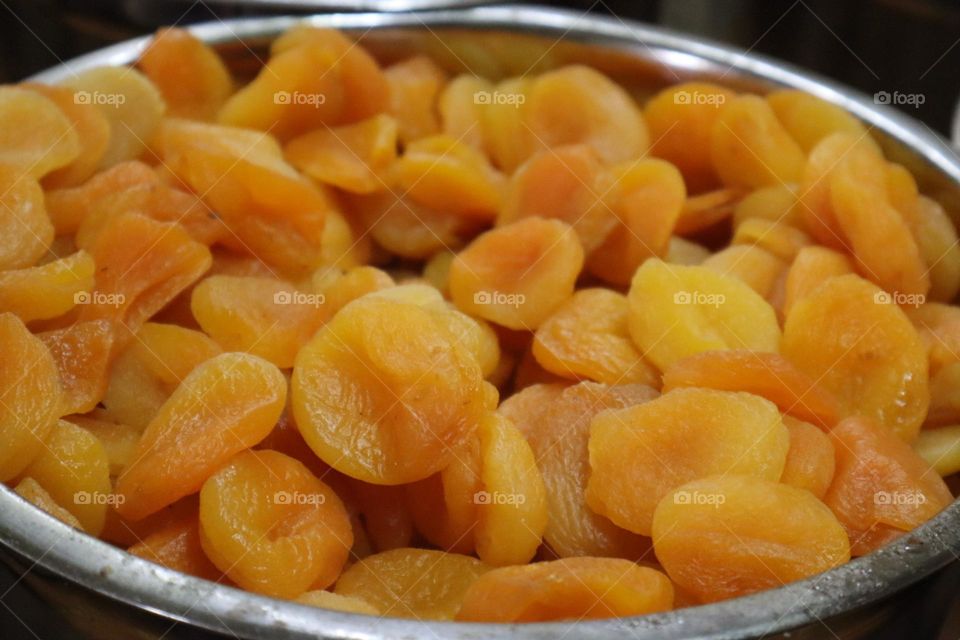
(2, 23, 960, 623)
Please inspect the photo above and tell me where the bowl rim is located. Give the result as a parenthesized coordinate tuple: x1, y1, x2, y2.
(7, 6, 960, 640)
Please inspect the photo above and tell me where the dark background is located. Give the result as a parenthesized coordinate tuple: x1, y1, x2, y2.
(1, 0, 959, 638)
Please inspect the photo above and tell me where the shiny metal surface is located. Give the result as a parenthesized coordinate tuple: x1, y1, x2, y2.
(8, 6, 960, 639)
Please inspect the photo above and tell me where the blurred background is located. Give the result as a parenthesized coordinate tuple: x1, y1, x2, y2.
(1, 0, 959, 136)
(1, 0, 959, 638)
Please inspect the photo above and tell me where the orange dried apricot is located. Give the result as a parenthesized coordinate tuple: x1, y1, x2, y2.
(115, 352, 287, 520)
(627, 259, 782, 371)
(285, 114, 397, 194)
(312, 265, 394, 317)
(661, 349, 842, 429)
(780, 416, 835, 498)
(0, 86, 79, 178)
(81, 213, 211, 333)
(67, 415, 139, 476)
(20, 419, 112, 535)
(653, 475, 850, 603)
(438, 74, 490, 150)
(0, 250, 95, 322)
(478, 77, 534, 173)
(732, 218, 812, 261)
(700, 245, 788, 300)
(532, 288, 659, 386)
(384, 56, 446, 144)
(824, 417, 952, 555)
(20, 83, 110, 188)
(14, 477, 82, 529)
(61, 67, 165, 169)
(587, 158, 686, 285)
(782, 274, 929, 441)
(191, 275, 327, 369)
(291, 296, 485, 484)
(510, 382, 656, 558)
(524, 65, 649, 165)
(457, 557, 672, 622)
(199, 449, 352, 597)
(914, 425, 960, 477)
(128, 510, 221, 580)
(731, 183, 803, 229)
(127, 322, 223, 387)
(645, 82, 734, 193)
(0, 165, 53, 270)
(673, 186, 742, 235)
(38, 320, 115, 415)
(782, 245, 853, 317)
(474, 412, 547, 566)
(219, 27, 386, 140)
(449, 217, 584, 330)
(711, 95, 805, 188)
(0, 313, 62, 481)
(393, 134, 505, 221)
(138, 27, 233, 121)
(586, 387, 789, 536)
(766, 89, 866, 152)
(666, 237, 711, 265)
(98, 345, 169, 431)
(334, 548, 489, 620)
(911, 195, 960, 303)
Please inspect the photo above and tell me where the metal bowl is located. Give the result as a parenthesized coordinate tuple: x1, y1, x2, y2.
(7, 6, 960, 640)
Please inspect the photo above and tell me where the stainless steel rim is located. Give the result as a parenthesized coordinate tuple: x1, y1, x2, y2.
(9, 6, 960, 639)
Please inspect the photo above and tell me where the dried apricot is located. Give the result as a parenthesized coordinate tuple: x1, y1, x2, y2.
(38, 320, 115, 415)
(449, 217, 584, 330)
(782, 245, 853, 317)
(127, 322, 223, 387)
(782, 274, 928, 441)
(199, 449, 352, 597)
(285, 114, 397, 194)
(780, 416, 835, 498)
(653, 475, 850, 603)
(438, 74, 490, 150)
(627, 259, 782, 371)
(661, 350, 842, 429)
(20, 419, 111, 535)
(700, 245, 788, 300)
(128, 511, 221, 581)
(475, 412, 547, 566)
(67, 415, 139, 476)
(334, 548, 489, 620)
(914, 425, 960, 477)
(0, 313, 62, 481)
(0, 250, 95, 322)
(191, 275, 326, 369)
(0, 165, 53, 270)
(911, 196, 960, 303)
(14, 477, 82, 529)
(731, 183, 803, 229)
(384, 56, 446, 144)
(457, 557, 672, 622)
(138, 27, 233, 121)
(732, 218, 811, 262)
(115, 352, 287, 520)
(0, 86, 79, 178)
(587, 158, 686, 284)
(586, 388, 789, 536)
(711, 95, 805, 188)
(292, 296, 485, 484)
(509, 382, 656, 558)
(823, 417, 952, 555)
(61, 67, 165, 169)
(766, 89, 866, 152)
(532, 288, 659, 386)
